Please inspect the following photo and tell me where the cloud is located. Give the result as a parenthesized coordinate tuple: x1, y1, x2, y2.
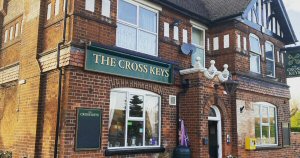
(283, 0, 300, 13)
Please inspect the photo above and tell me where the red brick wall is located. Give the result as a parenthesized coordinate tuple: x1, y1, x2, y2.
(55, 66, 178, 157)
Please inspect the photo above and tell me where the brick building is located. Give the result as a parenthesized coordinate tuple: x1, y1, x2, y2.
(0, 0, 299, 157)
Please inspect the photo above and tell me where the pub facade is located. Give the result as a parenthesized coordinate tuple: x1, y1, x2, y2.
(0, 0, 298, 157)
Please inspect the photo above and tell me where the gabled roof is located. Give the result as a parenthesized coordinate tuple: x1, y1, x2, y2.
(154, 0, 297, 44)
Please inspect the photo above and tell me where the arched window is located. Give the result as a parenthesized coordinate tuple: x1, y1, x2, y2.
(108, 88, 161, 148)
(254, 102, 278, 146)
(249, 34, 261, 73)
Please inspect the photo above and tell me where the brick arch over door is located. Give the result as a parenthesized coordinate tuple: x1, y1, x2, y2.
(203, 94, 229, 124)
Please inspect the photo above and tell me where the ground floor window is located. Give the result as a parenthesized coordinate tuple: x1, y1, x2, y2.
(108, 88, 161, 148)
(254, 102, 277, 146)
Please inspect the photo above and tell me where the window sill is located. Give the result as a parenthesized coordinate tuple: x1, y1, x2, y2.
(255, 145, 282, 151)
(105, 147, 165, 156)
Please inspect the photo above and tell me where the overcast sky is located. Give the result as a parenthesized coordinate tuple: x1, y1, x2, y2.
(283, 0, 300, 102)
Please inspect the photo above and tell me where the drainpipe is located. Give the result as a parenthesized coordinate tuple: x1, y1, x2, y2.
(176, 78, 189, 146)
(54, 0, 68, 157)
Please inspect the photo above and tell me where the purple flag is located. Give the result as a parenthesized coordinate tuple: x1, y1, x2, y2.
(180, 120, 189, 146)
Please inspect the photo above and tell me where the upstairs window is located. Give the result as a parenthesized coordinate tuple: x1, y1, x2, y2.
(116, 0, 158, 56)
(85, 0, 95, 12)
(108, 88, 161, 148)
(191, 27, 205, 67)
(4, 30, 8, 43)
(249, 34, 261, 73)
(55, 0, 60, 16)
(15, 23, 20, 38)
(47, 3, 52, 20)
(254, 103, 277, 146)
(265, 42, 275, 77)
(9, 26, 14, 40)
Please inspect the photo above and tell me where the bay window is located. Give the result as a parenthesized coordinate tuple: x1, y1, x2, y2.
(108, 88, 161, 148)
(249, 34, 261, 73)
(254, 103, 278, 146)
(117, 0, 158, 56)
(191, 27, 205, 67)
(265, 42, 275, 77)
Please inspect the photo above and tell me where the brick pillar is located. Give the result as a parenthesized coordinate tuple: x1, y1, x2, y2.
(13, 0, 45, 157)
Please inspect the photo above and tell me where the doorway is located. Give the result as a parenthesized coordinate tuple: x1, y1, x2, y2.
(208, 106, 222, 158)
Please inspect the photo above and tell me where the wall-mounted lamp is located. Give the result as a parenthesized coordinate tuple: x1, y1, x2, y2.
(221, 74, 239, 96)
(240, 106, 245, 113)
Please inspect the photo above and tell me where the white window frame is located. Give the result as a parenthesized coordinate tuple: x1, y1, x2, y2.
(116, 0, 159, 56)
(108, 88, 161, 149)
(183, 29, 188, 43)
(173, 26, 179, 41)
(4, 30, 8, 43)
(224, 34, 229, 48)
(281, 53, 284, 64)
(237, 34, 241, 49)
(191, 24, 206, 66)
(163, 22, 169, 37)
(255, 102, 278, 147)
(102, 0, 111, 17)
(55, 0, 60, 16)
(265, 41, 275, 77)
(15, 23, 19, 38)
(85, 0, 95, 12)
(213, 37, 219, 50)
(243, 36, 247, 51)
(47, 3, 52, 20)
(249, 34, 261, 74)
(9, 26, 14, 40)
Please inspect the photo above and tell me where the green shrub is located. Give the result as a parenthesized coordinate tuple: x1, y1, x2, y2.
(291, 127, 300, 132)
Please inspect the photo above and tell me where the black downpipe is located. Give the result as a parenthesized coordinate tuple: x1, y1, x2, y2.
(54, 0, 68, 157)
(176, 78, 188, 146)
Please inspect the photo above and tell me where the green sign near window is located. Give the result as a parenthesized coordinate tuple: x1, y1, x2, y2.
(285, 46, 300, 78)
(85, 46, 173, 84)
(76, 108, 102, 151)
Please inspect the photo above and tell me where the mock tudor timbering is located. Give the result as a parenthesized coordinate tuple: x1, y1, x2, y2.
(0, 0, 299, 158)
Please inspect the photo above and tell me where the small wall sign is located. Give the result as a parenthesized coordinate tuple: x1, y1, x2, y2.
(285, 46, 300, 78)
(75, 108, 102, 151)
(85, 46, 174, 84)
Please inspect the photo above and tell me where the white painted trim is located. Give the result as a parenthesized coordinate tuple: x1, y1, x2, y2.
(102, 0, 111, 17)
(183, 29, 188, 43)
(224, 34, 230, 48)
(164, 22, 169, 37)
(85, 0, 95, 12)
(213, 37, 219, 50)
(208, 106, 222, 158)
(132, 0, 162, 11)
(190, 19, 208, 30)
(173, 26, 179, 41)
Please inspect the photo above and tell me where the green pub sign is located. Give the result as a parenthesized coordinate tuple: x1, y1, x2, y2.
(85, 46, 173, 84)
(285, 46, 300, 78)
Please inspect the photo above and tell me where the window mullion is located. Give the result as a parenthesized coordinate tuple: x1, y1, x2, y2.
(260, 105, 263, 144)
(125, 92, 129, 147)
(143, 96, 146, 146)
